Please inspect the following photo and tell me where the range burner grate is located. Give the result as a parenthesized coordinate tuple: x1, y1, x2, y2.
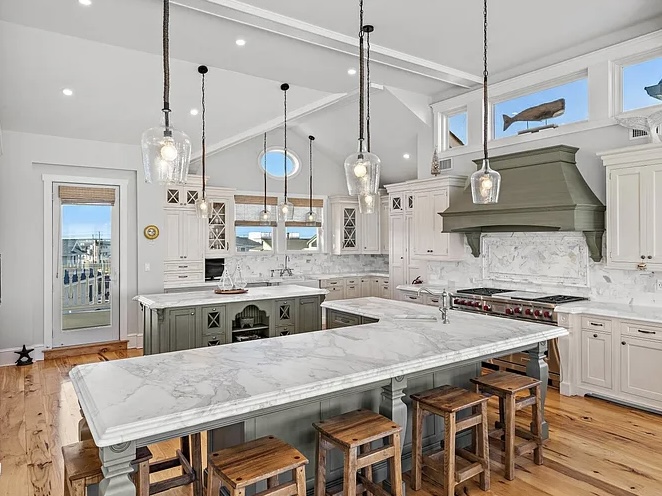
(531, 295, 587, 304)
(455, 287, 509, 296)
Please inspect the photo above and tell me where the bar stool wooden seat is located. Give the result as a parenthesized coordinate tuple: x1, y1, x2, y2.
(410, 385, 490, 496)
(470, 371, 543, 480)
(313, 409, 403, 496)
(62, 439, 152, 496)
(206, 435, 308, 496)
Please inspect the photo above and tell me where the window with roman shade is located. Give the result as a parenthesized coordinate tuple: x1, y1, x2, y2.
(234, 195, 276, 252)
(58, 185, 116, 205)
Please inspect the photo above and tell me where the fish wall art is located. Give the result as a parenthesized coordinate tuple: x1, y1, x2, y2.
(644, 78, 662, 101)
(503, 98, 565, 131)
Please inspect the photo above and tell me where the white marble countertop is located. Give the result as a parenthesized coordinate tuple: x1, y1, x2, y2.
(71, 297, 566, 447)
(396, 284, 447, 294)
(165, 273, 389, 289)
(555, 301, 662, 325)
(316, 272, 389, 280)
(134, 285, 328, 309)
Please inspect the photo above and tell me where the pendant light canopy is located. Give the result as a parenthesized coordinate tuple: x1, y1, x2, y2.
(305, 135, 317, 225)
(277, 83, 294, 221)
(258, 132, 272, 225)
(344, 1, 380, 197)
(141, 0, 191, 185)
(195, 65, 212, 218)
(470, 0, 501, 204)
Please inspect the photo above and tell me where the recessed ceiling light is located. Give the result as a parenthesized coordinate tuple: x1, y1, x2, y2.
(78, 0, 92, 5)
(235, 39, 246, 46)
(347, 68, 357, 76)
(403, 153, 410, 160)
(62, 88, 74, 96)
(190, 108, 199, 116)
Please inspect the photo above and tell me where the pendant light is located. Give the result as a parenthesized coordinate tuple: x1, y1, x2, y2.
(258, 132, 272, 225)
(344, 0, 380, 197)
(358, 23, 377, 214)
(470, 0, 501, 204)
(305, 135, 317, 225)
(277, 83, 294, 221)
(141, 0, 192, 185)
(195, 65, 212, 218)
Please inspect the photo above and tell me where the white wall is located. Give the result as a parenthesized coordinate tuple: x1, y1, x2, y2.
(0, 131, 165, 359)
(204, 129, 348, 196)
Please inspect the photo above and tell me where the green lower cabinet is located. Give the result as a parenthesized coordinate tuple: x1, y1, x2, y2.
(167, 307, 199, 351)
(275, 299, 297, 332)
(276, 324, 295, 336)
(326, 309, 378, 329)
(202, 305, 227, 347)
(298, 296, 322, 333)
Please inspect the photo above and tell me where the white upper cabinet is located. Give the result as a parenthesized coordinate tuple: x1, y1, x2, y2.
(329, 196, 383, 255)
(601, 144, 662, 271)
(380, 196, 389, 254)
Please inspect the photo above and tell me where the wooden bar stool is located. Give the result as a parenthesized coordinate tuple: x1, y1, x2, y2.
(470, 371, 543, 480)
(313, 409, 403, 496)
(410, 385, 490, 496)
(206, 435, 308, 496)
(62, 439, 152, 496)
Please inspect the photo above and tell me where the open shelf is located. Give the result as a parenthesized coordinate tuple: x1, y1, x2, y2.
(231, 325, 269, 333)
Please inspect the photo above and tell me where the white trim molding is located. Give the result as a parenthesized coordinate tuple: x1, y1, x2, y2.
(42, 173, 130, 351)
(0, 345, 45, 367)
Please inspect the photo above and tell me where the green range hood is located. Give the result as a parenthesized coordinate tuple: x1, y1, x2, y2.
(441, 145, 605, 262)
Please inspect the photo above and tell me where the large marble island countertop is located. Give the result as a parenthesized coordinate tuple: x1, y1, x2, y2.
(134, 284, 329, 309)
(71, 297, 566, 447)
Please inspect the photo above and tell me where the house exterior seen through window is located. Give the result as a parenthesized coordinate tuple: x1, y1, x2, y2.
(622, 56, 662, 112)
(448, 112, 467, 148)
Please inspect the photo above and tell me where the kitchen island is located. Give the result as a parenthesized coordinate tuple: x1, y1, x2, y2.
(71, 297, 567, 496)
(135, 285, 328, 353)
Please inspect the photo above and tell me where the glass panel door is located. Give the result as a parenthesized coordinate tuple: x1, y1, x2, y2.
(52, 184, 120, 347)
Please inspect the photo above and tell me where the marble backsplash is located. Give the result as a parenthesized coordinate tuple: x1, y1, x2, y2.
(425, 233, 660, 307)
(224, 253, 389, 279)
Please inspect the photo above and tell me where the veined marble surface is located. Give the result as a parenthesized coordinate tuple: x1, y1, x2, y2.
(165, 273, 389, 289)
(556, 301, 662, 325)
(134, 285, 328, 309)
(71, 297, 566, 447)
(396, 284, 446, 294)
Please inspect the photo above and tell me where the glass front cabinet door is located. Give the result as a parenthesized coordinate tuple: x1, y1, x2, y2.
(207, 198, 231, 256)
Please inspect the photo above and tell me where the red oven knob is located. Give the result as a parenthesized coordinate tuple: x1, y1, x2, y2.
(483, 305, 492, 312)
(459, 300, 467, 305)
(505, 308, 514, 315)
(525, 308, 533, 316)
(543, 311, 552, 319)
(453, 298, 460, 305)
(514, 307, 522, 314)
(534, 309, 542, 317)
(473, 301, 482, 308)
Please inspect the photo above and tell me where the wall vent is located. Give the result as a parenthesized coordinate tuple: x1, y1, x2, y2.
(439, 158, 452, 171)
(630, 126, 660, 140)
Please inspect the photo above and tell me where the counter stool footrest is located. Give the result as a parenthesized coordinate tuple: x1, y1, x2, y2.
(356, 473, 392, 496)
(455, 462, 484, 484)
(454, 413, 482, 432)
(516, 395, 537, 410)
(515, 440, 539, 457)
(357, 444, 395, 469)
(254, 481, 298, 496)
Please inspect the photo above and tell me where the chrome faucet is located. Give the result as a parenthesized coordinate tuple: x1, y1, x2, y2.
(279, 255, 293, 277)
(417, 287, 450, 324)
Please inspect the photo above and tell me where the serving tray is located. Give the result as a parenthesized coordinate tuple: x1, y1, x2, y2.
(214, 288, 249, 295)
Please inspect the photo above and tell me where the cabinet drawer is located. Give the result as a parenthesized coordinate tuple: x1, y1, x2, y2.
(324, 286, 346, 301)
(322, 278, 345, 288)
(328, 311, 361, 328)
(164, 261, 203, 272)
(202, 306, 226, 335)
(581, 316, 612, 333)
(345, 285, 360, 298)
(345, 278, 358, 285)
(621, 321, 662, 341)
(424, 295, 441, 306)
(402, 293, 422, 304)
(276, 324, 295, 337)
(204, 334, 225, 347)
(164, 271, 204, 283)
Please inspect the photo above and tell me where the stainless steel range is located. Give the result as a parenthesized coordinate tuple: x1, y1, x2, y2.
(451, 287, 587, 384)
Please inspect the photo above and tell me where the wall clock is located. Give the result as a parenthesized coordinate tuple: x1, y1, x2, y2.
(143, 225, 159, 240)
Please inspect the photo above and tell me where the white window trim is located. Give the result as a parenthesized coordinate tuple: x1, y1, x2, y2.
(439, 106, 468, 151)
(258, 146, 303, 180)
(42, 173, 129, 350)
(613, 47, 662, 116)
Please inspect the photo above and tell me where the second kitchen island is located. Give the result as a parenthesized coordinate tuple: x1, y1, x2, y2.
(135, 285, 328, 354)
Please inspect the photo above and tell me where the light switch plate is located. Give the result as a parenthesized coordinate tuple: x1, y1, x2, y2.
(656, 279, 662, 292)
(144, 263, 151, 272)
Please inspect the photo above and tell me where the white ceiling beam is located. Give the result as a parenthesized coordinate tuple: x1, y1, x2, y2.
(174, 0, 482, 88)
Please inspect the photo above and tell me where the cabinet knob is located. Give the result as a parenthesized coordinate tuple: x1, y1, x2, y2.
(593, 333, 598, 338)
(648, 255, 653, 259)
(641, 255, 646, 260)
(621, 341, 626, 345)
(190, 312, 195, 315)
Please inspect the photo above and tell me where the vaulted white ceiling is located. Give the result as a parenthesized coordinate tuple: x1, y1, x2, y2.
(1, 0, 661, 184)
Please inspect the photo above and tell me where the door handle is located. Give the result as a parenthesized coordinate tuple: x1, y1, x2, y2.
(637, 329, 656, 335)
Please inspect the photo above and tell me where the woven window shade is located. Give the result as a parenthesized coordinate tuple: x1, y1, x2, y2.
(285, 221, 322, 227)
(289, 198, 323, 208)
(234, 195, 278, 206)
(59, 186, 116, 205)
(236, 220, 278, 227)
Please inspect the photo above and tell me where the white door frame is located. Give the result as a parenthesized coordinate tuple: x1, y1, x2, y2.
(43, 174, 129, 349)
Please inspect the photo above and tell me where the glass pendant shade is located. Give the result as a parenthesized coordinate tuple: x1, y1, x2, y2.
(258, 208, 272, 225)
(358, 192, 377, 214)
(141, 115, 192, 185)
(471, 159, 501, 204)
(277, 199, 294, 221)
(305, 210, 317, 225)
(195, 197, 212, 218)
(344, 141, 380, 195)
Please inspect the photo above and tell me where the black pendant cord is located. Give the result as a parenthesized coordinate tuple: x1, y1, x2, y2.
(199, 65, 208, 199)
(162, 0, 171, 127)
(365, 26, 372, 153)
(282, 83, 289, 203)
(263, 132, 268, 213)
(308, 135, 315, 212)
(483, 0, 489, 164)
(357, 0, 365, 148)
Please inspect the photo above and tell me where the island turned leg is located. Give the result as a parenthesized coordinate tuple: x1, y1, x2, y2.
(380, 376, 407, 494)
(99, 442, 137, 496)
(526, 341, 549, 440)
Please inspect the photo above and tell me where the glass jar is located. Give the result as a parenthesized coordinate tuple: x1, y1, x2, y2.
(233, 261, 247, 290)
(218, 268, 234, 291)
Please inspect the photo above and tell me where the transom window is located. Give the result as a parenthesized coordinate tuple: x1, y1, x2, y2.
(258, 148, 300, 179)
(494, 77, 588, 139)
(622, 56, 662, 112)
(448, 111, 467, 148)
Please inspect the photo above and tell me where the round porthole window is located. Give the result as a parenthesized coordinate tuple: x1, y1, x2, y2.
(258, 148, 301, 179)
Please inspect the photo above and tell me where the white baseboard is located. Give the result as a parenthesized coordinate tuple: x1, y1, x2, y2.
(127, 333, 144, 350)
(0, 345, 45, 367)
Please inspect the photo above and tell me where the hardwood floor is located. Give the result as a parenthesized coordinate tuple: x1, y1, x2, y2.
(1, 351, 660, 496)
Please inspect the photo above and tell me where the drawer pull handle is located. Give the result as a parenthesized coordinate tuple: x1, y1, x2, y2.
(178, 265, 188, 268)
(637, 330, 656, 335)
(589, 322, 603, 327)
(593, 333, 598, 338)
(178, 275, 188, 279)
(431, 299, 439, 303)
(336, 318, 351, 324)
(408, 296, 417, 300)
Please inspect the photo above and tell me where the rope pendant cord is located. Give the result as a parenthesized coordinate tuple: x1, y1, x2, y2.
(366, 28, 371, 153)
(283, 85, 288, 202)
(263, 132, 268, 213)
(162, 0, 170, 125)
(309, 137, 313, 211)
(201, 69, 206, 199)
(483, 0, 489, 164)
(358, 0, 365, 147)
